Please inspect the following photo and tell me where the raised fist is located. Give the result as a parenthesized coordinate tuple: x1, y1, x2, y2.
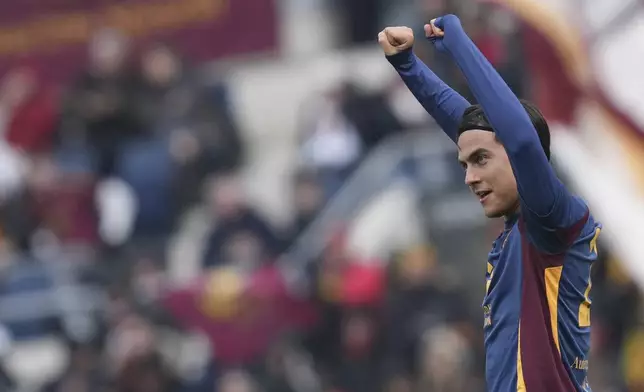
(377, 26, 414, 56)
(424, 18, 445, 40)
(424, 15, 461, 52)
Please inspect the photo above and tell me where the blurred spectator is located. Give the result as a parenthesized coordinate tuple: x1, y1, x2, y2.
(0, 153, 98, 249)
(303, 228, 387, 392)
(217, 369, 259, 392)
(417, 325, 476, 392)
(1, 67, 58, 154)
(0, 69, 34, 200)
(134, 43, 244, 213)
(43, 339, 105, 392)
(201, 172, 283, 270)
(339, 82, 402, 152)
(106, 314, 180, 392)
(288, 170, 325, 242)
(136, 43, 243, 175)
(299, 83, 363, 199)
(0, 256, 56, 341)
(58, 28, 139, 177)
(300, 81, 402, 198)
(383, 246, 477, 389)
(470, 6, 525, 97)
(328, 309, 381, 392)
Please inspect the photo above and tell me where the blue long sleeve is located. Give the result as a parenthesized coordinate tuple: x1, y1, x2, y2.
(387, 49, 471, 143)
(437, 15, 587, 231)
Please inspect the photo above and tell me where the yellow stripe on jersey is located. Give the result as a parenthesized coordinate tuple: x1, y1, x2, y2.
(578, 265, 593, 327)
(545, 266, 564, 352)
(517, 325, 526, 391)
(589, 228, 600, 255)
(580, 228, 600, 327)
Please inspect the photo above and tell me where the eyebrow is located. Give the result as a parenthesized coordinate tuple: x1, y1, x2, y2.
(458, 148, 490, 164)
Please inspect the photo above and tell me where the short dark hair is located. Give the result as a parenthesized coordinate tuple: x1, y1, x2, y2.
(457, 99, 551, 160)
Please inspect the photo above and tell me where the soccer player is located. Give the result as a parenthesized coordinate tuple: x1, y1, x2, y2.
(378, 15, 601, 392)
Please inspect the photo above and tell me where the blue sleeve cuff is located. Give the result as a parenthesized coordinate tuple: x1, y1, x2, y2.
(386, 49, 415, 69)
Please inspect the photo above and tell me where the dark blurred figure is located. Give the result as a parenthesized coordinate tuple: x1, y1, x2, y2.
(0, 153, 99, 248)
(120, 43, 244, 237)
(339, 82, 402, 152)
(470, 6, 525, 98)
(299, 81, 401, 199)
(58, 28, 138, 176)
(43, 339, 105, 392)
(305, 229, 386, 392)
(127, 256, 177, 329)
(115, 353, 180, 392)
(383, 246, 477, 389)
(107, 314, 181, 392)
(328, 309, 381, 392)
(201, 172, 283, 270)
(288, 170, 324, 243)
(261, 340, 298, 392)
(136, 43, 243, 176)
(330, 0, 380, 46)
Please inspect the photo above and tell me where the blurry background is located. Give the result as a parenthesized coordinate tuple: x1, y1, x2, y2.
(0, 0, 642, 391)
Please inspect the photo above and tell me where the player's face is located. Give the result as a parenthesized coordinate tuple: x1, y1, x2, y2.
(457, 130, 519, 218)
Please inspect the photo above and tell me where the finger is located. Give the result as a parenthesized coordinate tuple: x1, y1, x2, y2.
(430, 19, 445, 36)
(378, 31, 392, 44)
(424, 24, 434, 38)
(383, 28, 401, 46)
(431, 23, 440, 36)
(378, 31, 394, 49)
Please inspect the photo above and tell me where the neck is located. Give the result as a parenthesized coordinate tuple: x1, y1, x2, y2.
(503, 204, 520, 225)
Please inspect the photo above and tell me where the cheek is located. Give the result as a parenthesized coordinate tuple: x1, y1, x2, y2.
(485, 163, 517, 196)
(497, 168, 518, 200)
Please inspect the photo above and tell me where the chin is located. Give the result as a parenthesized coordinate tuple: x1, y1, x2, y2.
(484, 210, 504, 219)
(483, 206, 505, 219)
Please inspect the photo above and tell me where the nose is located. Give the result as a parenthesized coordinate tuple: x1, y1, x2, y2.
(464, 167, 481, 186)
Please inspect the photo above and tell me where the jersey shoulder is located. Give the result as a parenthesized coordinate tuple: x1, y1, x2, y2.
(521, 196, 599, 254)
(569, 211, 602, 257)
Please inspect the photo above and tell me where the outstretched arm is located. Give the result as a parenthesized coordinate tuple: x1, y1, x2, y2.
(387, 49, 471, 143)
(379, 27, 471, 143)
(433, 15, 587, 232)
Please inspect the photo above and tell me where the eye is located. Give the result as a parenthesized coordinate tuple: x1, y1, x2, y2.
(475, 155, 488, 166)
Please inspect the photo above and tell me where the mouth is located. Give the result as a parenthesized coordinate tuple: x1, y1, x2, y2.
(474, 190, 492, 203)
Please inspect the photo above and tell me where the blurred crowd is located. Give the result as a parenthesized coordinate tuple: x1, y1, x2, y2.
(0, 1, 642, 392)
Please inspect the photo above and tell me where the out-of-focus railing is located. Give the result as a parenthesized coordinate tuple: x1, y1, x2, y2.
(278, 128, 467, 292)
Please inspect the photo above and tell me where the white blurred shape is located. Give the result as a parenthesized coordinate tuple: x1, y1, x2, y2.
(95, 177, 138, 246)
(553, 128, 644, 284)
(590, 9, 644, 128)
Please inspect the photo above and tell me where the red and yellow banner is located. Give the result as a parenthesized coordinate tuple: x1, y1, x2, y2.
(0, 0, 277, 81)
